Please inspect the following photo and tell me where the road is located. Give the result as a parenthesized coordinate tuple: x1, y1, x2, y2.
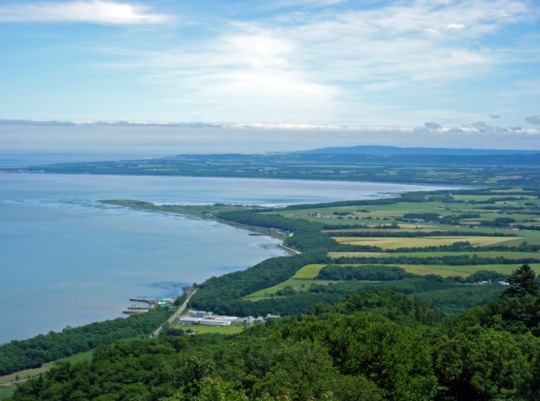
(152, 289, 197, 337)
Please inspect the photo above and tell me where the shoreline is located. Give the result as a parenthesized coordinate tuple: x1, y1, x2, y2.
(1, 177, 458, 344)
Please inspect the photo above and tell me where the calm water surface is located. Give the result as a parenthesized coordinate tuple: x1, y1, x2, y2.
(0, 174, 451, 343)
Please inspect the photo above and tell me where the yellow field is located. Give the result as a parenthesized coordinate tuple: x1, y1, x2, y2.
(0, 365, 52, 385)
(332, 236, 521, 249)
(328, 252, 391, 258)
(328, 264, 540, 278)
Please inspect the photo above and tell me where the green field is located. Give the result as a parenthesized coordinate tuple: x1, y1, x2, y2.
(291, 264, 325, 279)
(244, 278, 338, 299)
(333, 236, 522, 249)
(54, 350, 93, 365)
(177, 324, 245, 335)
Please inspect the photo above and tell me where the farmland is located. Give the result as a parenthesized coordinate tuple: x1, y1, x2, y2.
(100, 186, 540, 319)
(329, 251, 540, 259)
(332, 236, 520, 249)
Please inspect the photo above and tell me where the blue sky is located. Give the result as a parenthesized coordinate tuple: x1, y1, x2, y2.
(0, 0, 539, 152)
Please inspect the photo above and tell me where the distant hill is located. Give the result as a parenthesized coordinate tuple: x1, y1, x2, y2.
(298, 145, 539, 156)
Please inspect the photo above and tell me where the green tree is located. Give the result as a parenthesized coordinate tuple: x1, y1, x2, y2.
(503, 264, 540, 298)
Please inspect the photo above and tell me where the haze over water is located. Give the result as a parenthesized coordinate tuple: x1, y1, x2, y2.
(0, 174, 451, 343)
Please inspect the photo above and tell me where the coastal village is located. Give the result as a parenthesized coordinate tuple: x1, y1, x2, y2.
(124, 294, 279, 335)
(177, 310, 280, 327)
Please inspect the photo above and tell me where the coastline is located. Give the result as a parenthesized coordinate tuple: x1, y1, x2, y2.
(1, 176, 457, 344)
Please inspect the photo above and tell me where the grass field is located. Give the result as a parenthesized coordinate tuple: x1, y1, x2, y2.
(329, 251, 540, 260)
(244, 278, 338, 299)
(291, 264, 326, 279)
(178, 324, 244, 335)
(54, 350, 93, 365)
(332, 236, 522, 249)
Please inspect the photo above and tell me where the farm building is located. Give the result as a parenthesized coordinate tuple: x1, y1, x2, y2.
(199, 319, 231, 326)
(178, 317, 201, 325)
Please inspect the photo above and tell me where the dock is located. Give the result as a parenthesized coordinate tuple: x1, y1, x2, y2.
(129, 298, 158, 305)
(123, 309, 148, 315)
(127, 306, 150, 310)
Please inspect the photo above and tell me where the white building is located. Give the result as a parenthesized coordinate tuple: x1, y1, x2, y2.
(200, 319, 231, 326)
(178, 317, 201, 325)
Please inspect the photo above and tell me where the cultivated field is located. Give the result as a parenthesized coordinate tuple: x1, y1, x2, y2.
(328, 251, 540, 260)
(332, 236, 521, 249)
(393, 263, 540, 277)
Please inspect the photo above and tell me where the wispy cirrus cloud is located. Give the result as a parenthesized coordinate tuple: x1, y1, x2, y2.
(0, 0, 168, 25)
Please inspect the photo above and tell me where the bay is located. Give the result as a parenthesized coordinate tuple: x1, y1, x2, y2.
(0, 174, 451, 343)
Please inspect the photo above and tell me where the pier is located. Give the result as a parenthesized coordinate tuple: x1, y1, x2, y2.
(129, 298, 158, 305)
(123, 309, 148, 315)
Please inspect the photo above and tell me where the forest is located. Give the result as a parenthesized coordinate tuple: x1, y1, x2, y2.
(0, 309, 169, 376)
(8, 268, 540, 401)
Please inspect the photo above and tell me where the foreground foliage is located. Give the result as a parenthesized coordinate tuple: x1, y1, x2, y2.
(9, 272, 540, 401)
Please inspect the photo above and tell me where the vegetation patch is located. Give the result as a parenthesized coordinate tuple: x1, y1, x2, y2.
(0, 387, 14, 401)
(244, 278, 338, 299)
(291, 264, 326, 279)
(175, 324, 245, 335)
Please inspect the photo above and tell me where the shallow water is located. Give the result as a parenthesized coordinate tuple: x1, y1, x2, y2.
(0, 174, 451, 343)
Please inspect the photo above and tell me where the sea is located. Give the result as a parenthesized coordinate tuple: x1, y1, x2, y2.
(0, 173, 452, 344)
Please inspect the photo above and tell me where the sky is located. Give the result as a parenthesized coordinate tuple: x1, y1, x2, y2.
(0, 0, 539, 155)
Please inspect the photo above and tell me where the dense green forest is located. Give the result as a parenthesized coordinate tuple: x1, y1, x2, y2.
(317, 265, 410, 281)
(0, 309, 169, 376)
(8, 268, 540, 401)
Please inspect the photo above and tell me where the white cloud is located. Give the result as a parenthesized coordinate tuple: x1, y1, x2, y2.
(0, 0, 167, 24)
(53, 0, 540, 125)
(446, 23, 465, 29)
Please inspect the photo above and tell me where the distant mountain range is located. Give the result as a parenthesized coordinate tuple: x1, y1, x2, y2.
(297, 145, 539, 156)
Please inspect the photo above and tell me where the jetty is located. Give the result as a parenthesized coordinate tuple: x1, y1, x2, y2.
(123, 309, 148, 315)
(129, 297, 158, 305)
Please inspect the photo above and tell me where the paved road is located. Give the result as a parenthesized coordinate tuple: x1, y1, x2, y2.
(152, 289, 197, 337)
